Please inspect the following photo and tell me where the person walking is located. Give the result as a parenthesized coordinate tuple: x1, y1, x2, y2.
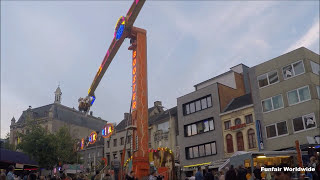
(204, 169, 214, 180)
(218, 171, 224, 180)
(195, 167, 204, 180)
(6, 166, 15, 180)
(225, 165, 236, 180)
(253, 165, 261, 180)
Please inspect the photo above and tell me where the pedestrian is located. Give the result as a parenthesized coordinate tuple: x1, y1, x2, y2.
(225, 165, 236, 180)
(125, 171, 137, 180)
(6, 166, 15, 180)
(204, 169, 214, 180)
(28, 174, 37, 180)
(1, 170, 6, 180)
(218, 171, 224, 180)
(253, 165, 261, 180)
(237, 165, 246, 180)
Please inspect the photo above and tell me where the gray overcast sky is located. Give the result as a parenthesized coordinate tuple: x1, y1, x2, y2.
(1, 0, 319, 138)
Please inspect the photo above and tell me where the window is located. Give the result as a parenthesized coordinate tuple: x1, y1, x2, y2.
(224, 121, 231, 130)
(183, 95, 212, 115)
(236, 132, 244, 151)
(113, 154, 117, 159)
(186, 142, 217, 159)
(113, 139, 117, 147)
(235, 118, 241, 125)
(287, 86, 311, 106)
(127, 135, 131, 144)
(184, 118, 214, 136)
(262, 94, 284, 112)
(107, 141, 110, 148)
(120, 137, 124, 145)
(226, 134, 234, 153)
(292, 113, 316, 133)
(245, 114, 253, 124)
(247, 129, 256, 149)
(317, 86, 320, 99)
(310, 61, 320, 75)
(266, 121, 288, 139)
(283, 60, 305, 79)
(257, 70, 279, 88)
(158, 121, 169, 132)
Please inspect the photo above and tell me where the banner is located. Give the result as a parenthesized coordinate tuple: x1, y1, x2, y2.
(256, 120, 264, 150)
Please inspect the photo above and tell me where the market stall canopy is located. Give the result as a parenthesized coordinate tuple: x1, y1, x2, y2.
(0, 148, 38, 168)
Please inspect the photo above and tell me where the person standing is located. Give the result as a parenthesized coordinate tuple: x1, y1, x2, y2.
(237, 165, 246, 180)
(195, 167, 204, 180)
(218, 171, 224, 180)
(225, 165, 236, 180)
(204, 169, 214, 180)
(253, 165, 261, 180)
(6, 166, 15, 180)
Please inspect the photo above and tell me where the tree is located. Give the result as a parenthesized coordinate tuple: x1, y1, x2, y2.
(17, 122, 57, 168)
(3, 132, 15, 150)
(55, 126, 78, 164)
(17, 119, 80, 168)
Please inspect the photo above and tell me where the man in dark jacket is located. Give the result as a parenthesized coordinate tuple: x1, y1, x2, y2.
(253, 165, 261, 180)
(204, 169, 214, 180)
(225, 165, 236, 180)
(237, 165, 247, 180)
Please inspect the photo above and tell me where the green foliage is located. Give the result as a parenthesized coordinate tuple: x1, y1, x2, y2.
(17, 119, 80, 168)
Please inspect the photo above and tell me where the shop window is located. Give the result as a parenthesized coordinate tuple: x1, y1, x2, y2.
(293, 113, 316, 133)
(247, 129, 256, 149)
(287, 86, 311, 106)
(226, 134, 234, 153)
(236, 132, 244, 151)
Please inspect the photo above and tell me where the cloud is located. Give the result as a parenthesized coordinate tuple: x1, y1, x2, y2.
(285, 18, 320, 53)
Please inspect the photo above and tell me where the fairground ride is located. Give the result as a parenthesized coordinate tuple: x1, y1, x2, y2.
(77, 0, 149, 178)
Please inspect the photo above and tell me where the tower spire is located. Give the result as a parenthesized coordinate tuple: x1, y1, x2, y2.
(54, 85, 62, 104)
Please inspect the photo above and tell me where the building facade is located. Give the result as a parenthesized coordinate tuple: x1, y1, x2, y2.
(177, 64, 250, 172)
(248, 47, 320, 151)
(220, 94, 258, 157)
(9, 86, 108, 147)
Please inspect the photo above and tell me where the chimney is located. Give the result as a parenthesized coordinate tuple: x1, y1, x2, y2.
(154, 101, 162, 107)
(90, 111, 93, 116)
(124, 113, 130, 119)
(28, 106, 32, 110)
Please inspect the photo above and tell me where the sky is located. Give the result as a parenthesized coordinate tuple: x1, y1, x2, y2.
(1, 0, 319, 138)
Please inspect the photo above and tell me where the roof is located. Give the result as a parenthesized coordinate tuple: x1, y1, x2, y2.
(114, 106, 177, 132)
(149, 106, 177, 125)
(0, 148, 38, 166)
(223, 93, 253, 113)
(15, 103, 107, 131)
(194, 70, 233, 88)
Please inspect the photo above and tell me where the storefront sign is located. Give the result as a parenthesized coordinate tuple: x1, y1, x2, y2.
(256, 120, 264, 150)
(230, 123, 246, 130)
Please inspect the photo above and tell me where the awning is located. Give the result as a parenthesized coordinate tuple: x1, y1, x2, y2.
(0, 148, 38, 167)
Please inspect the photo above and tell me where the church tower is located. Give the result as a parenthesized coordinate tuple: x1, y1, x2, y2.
(54, 85, 62, 104)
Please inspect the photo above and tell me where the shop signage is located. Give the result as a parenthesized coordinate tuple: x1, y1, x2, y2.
(230, 123, 246, 130)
